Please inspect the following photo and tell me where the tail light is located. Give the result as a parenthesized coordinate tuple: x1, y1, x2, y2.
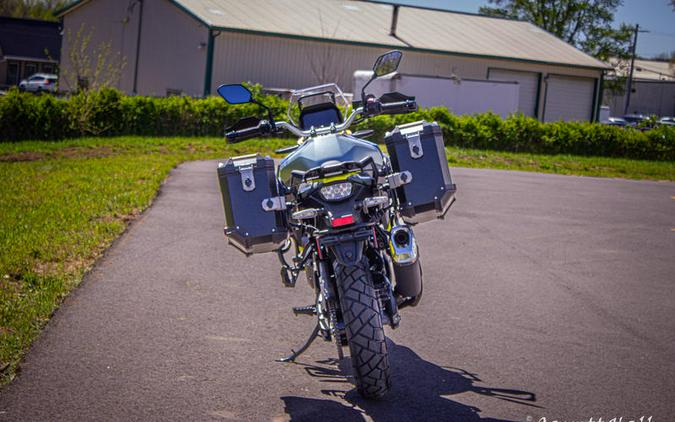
(331, 214, 354, 227)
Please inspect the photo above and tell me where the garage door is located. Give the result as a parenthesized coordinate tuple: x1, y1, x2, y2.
(544, 75, 596, 122)
(488, 69, 540, 117)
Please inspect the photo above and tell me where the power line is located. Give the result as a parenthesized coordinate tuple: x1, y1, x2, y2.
(645, 30, 675, 39)
(624, 24, 649, 115)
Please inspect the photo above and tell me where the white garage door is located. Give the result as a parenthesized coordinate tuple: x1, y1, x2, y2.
(544, 75, 596, 122)
(488, 69, 540, 117)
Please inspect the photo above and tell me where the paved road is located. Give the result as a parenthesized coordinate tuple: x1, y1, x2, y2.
(1, 161, 674, 422)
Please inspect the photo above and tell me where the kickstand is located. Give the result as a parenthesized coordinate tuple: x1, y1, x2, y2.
(276, 323, 320, 363)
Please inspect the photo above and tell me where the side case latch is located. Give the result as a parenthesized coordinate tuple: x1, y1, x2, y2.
(239, 165, 255, 191)
(405, 132, 423, 159)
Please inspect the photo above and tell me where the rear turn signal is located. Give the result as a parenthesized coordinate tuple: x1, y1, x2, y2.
(331, 215, 355, 227)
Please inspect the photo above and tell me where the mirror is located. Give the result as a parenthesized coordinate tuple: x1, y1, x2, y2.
(373, 50, 402, 77)
(217, 84, 253, 104)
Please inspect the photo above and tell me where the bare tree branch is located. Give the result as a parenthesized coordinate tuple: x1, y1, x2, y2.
(61, 24, 126, 92)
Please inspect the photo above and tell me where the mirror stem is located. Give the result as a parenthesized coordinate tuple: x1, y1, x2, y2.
(361, 74, 376, 104)
(253, 100, 276, 128)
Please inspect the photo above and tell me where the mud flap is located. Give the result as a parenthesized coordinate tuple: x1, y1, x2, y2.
(327, 240, 365, 267)
(320, 227, 372, 268)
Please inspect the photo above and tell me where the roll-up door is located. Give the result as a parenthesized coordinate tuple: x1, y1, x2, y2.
(544, 75, 595, 122)
(488, 69, 540, 117)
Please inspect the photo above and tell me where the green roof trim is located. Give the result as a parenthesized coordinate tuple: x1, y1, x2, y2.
(54, 0, 89, 17)
(57, 0, 212, 28)
(167, 0, 211, 28)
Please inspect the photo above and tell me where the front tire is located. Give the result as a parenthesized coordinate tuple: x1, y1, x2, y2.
(334, 260, 391, 399)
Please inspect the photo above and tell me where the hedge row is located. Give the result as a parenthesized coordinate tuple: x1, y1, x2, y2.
(361, 109, 675, 161)
(0, 87, 288, 140)
(1, 88, 673, 161)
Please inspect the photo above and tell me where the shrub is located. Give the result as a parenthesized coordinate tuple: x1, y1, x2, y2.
(0, 89, 71, 141)
(359, 111, 674, 161)
(1, 88, 673, 161)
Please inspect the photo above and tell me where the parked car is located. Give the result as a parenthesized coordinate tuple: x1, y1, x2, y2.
(605, 117, 629, 127)
(18, 73, 58, 93)
(621, 114, 649, 127)
(658, 117, 674, 126)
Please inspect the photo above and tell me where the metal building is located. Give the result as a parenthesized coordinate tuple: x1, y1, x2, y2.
(57, 0, 610, 121)
(605, 59, 675, 117)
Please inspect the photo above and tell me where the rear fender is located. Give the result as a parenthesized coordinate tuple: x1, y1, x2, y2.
(327, 240, 366, 267)
(320, 227, 372, 267)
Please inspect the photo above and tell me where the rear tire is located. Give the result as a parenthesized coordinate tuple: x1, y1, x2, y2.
(334, 259, 391, 399)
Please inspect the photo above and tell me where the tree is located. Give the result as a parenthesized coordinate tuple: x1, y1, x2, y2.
(59, 24, 127, 92)
(306, 11, 342, 86)
(0, 0, 67, 21)
(479, 0, 633, 62)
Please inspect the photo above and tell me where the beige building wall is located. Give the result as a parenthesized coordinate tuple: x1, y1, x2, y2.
(135, 0, 208, 97)
(211, 31, 601, 120)
(60, 0, 208, 96)
(60, 0, 141, 92)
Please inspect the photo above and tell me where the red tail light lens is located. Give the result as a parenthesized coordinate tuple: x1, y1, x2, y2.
(331, 215, 354, 227)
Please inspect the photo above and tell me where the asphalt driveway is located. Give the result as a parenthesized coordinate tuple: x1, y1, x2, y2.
(1, 161, 674, 421)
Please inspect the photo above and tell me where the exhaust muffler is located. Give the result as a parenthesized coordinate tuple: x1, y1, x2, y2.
(390, 225, 423, 303)
(390, 225, 417, 264)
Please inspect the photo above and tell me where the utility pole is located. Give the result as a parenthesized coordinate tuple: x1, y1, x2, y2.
(624, 24, 648, 115)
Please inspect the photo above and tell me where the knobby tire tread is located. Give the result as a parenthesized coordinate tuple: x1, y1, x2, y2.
(334, 260, 391, 399)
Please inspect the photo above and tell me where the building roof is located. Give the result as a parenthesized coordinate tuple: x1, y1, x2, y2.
(615, 59, 675, 82)
(58, 0, 609, 70)
(393, 6, 607, 69)
(0, 16, 61, 62)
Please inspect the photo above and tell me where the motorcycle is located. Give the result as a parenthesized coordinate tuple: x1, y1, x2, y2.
(215, 51, 456, 399)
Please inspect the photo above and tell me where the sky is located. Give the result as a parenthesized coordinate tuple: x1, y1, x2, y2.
(374, 0, 675, 58)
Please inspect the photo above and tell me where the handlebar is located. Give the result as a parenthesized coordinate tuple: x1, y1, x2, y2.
(275, 107, 365, 138)
(225, 97, 418, 142)
(225, 120, 273, 143)
(380, 99, 418, 115)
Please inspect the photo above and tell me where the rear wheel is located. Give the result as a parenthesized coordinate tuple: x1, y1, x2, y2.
(334, 259, 391, 399)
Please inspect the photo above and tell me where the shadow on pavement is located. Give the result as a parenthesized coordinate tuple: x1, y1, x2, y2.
(281, 340, 538, 421)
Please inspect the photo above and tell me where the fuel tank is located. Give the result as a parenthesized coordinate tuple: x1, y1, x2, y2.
(278, 133, 385, 186)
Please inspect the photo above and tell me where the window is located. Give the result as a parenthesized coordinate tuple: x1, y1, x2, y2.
(41, 64, 54, 74)
(24, 63, 38, 79)
(7, 62, 19, 85)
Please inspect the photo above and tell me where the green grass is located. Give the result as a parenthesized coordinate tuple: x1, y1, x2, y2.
(444, 146, 675, 181)
(0, 136, 673, 385)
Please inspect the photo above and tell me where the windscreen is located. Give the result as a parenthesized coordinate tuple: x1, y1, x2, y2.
(287, 83, 351, 127)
